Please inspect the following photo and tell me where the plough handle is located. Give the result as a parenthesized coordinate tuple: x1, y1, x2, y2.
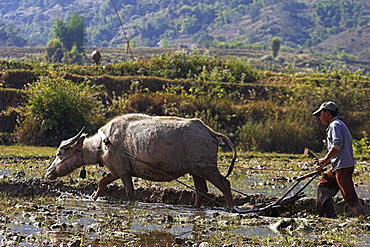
(296, 167, 327, 181)
(270, 167, 327, 207)
(236, 167, 328, 214)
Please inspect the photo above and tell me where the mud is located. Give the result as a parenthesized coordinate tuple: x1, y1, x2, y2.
(1, 177, 369, 218)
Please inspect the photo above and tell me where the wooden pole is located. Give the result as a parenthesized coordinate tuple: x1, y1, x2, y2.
(110, 0, 135, 60)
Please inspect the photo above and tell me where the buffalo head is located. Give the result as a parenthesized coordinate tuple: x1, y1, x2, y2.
(45, 127, 86, 180)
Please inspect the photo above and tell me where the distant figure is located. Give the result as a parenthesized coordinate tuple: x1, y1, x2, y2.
(91, 50, 101, 66)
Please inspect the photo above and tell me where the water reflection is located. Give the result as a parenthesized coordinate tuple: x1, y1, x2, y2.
(1, 196, 277, 246)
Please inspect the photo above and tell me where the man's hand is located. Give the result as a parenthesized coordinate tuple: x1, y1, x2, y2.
(313, 157, 330, 167)
(313, 158, 319, 165)
(315, 166, 325, 175)
(313, 158, 329, 176)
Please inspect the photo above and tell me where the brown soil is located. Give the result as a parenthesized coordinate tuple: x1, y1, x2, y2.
(1, 177, 369, 217)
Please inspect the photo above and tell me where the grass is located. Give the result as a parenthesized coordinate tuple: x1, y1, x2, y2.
(0, 145, 56, 158)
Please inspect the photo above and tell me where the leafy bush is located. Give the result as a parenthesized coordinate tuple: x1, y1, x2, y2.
(270, 36, 282, 58)
(94, 46, 256, 83)
(110, 85, 238, 134)
(336, 50, 357, 61)
(17, 76, 105, 146)
(0, 60, 33, 70)
(353, 132, 370, 156)
(63, 44, 86, 65)
(44, 39, 64, 63)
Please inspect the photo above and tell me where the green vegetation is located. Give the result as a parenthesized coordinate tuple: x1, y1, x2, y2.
(0, 23, 27, 47)
(0, 145, 55, 159)
(314, 0, 366, 30)
(1, 48, 369, 153)
(45, 12, 86, 64)
(17, 77, 105, 146)
(270, 36, 281, 58)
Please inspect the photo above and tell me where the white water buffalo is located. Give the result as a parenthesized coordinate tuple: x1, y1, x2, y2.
(45, 114, 237, 210)
(91, 50, 101, 65)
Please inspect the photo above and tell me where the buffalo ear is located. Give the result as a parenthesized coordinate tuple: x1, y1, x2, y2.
(74, 135, 86, 150)
(60, 127, 86, 149)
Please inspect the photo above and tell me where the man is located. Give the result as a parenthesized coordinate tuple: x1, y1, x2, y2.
(313, 101, 363, 218)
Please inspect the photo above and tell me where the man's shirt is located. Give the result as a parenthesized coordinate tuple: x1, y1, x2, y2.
(326, 117, 355, 171)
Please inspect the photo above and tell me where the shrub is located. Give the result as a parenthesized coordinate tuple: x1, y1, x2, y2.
(0, 60, 33, 70)
(353, 131, 370, 156)
(44, 39, 64, 63)
(1, 52, 369, 154)
(106, 47, 256, 83)
(17, 76, 105, 146)
(63, 44, 87, 65)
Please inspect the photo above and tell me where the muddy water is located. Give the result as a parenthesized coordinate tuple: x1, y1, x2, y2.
(206, 172, 370, 199)
(2, 191, 370, 246)
(2, 167, 370, 198)
(0, 194, 277, 246)
(2, 158, 370, 246)
(1, 176, 370, 246)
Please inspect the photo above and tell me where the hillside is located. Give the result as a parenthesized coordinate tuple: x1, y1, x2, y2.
(0, 0, 370, 61)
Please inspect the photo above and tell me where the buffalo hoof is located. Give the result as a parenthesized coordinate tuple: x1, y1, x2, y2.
(229, 205, 240, 213)
(91, 192, 99, 201)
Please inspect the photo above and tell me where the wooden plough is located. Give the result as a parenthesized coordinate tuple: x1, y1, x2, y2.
(236, 168, 326, 215)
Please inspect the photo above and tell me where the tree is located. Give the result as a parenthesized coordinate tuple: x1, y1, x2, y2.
(270, 36, 281, 58)
(51, 17, 68, 46)
(340, 0, 366, 29)
(45, 12, 86, 64)
(315, 1, 342, 28)
(44, 38, 64, 63)
(65, 12, 86, 52)
(0, 22, 27, 47)
(63, 44, 85, 64)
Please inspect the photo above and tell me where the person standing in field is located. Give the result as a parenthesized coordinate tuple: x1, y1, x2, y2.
(313, 101, 364, 218)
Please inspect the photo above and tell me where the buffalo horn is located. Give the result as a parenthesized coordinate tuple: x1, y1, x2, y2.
(60, 126, 85, 149)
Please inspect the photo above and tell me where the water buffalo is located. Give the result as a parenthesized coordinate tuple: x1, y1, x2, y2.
(91, 50, 101, 65)
(45, 114, 237, 210)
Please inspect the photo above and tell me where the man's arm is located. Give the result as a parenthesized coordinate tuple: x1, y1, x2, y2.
(314, 147, 339, 167)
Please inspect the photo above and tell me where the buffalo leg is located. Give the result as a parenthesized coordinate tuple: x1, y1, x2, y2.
(93, 173, 119, 200)
(192, 174, 208, 207)
(204, 174, 235, 209)
(119, 173, 135, 204)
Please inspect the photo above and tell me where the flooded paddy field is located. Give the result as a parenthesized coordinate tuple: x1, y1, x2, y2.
(1, 146, 370, 246)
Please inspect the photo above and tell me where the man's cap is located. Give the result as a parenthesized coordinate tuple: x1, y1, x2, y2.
(313, 101, 339, 117)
